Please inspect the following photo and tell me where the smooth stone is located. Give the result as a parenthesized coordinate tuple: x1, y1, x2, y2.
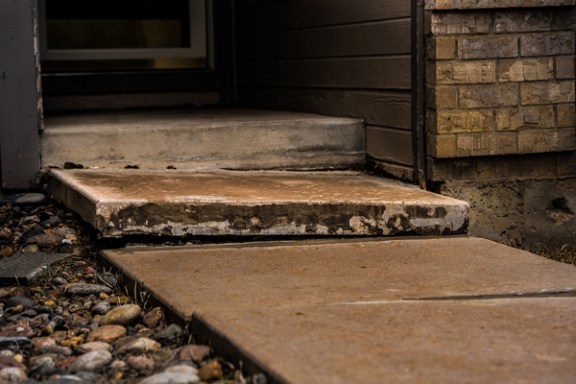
(143, 307, 164, 328)
(0, 337, 32, 349)
(64, 283, 112, 296)
(52, 277, 68, 285)
(76, 341, 113, 354)
(165, 364, 199, 375)
(178, 344, 211, 363)
(91, 301, 111, 315)
(29, 354, 56, 370)
(0, 323, 34, 338)
(138, 370, 200, 384)
(8, 193, 46, 205)
(25, 233, 63, 248)
(69, 350, 112, 372)
(198, 360, 223, 381)
(6, 295, 35, 308)
(98, 272, 117, 287)
(126, 355, 156, 374)
(152, 323, 183, 345)
(117, 337, 161, 354)
(86, 325, 127, 342)
(0, 366, 27, 381)
(100, 304, 141, 326)
(41, 215, 62, 228)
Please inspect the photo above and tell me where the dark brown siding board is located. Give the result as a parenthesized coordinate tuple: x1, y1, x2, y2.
(238, 56, 411, 90)
(237, 19, 411, 60)
(366, 126, 414, 165)
(236, 0, 411, 32)
(238, 88, 412, 130)
(0, 0, 41, 189)
(236, 0, 416, 181)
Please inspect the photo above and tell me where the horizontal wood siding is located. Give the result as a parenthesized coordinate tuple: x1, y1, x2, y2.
(236, 0, 415, 180)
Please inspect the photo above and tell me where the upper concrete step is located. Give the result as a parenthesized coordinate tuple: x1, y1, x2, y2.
(41, 108, 364, 170)
(48, 169, 469, 238)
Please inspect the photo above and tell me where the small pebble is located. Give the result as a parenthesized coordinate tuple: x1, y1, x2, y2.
(138, 370, 200, 384)
(76, 341, 113, 354)
(178, 344, 211, 363)
(198, 360, 224, 381)
(6, 295, 35, 309)
(0, 366, 27, 382)
(65, 283, 112, 296)
(143, 307, 164, 328)
(127, 354, 156, 374)
(117, 337, 161, 354)
(152, 323, 183, 345)
(86, 325, 127, 343)
(100, 304, 141, 326)
(91, 301, 111, 315)
(69, 350, 112, 372)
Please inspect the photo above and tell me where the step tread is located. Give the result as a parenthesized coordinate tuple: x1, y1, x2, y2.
(41, 108, 365, 170)
(48, 169, 469, 237)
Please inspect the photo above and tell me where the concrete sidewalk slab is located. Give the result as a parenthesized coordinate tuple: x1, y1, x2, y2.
(49, 169, 469, 237)
(195, 300, 576, 384)
(101, 237, 576, 383)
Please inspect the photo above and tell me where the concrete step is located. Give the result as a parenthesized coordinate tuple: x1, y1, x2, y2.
(41, 108, 364, 170)
(101, 237, 576, 383)
(47, 169, 469, 238)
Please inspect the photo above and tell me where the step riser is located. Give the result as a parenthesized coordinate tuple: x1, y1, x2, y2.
(41, 109, 364, 170)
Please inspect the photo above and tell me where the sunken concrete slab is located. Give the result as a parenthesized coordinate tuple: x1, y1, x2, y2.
(0, 251, 72, 285)
(48, 169, 469, 238)
(41, 108, 364, 170)
(101, 237, 576, 383)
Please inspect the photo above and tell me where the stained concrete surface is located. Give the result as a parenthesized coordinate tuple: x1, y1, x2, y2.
(41, 108, 364, 170)
(101, 237, 576, 383)
(48, 169, 469, 237)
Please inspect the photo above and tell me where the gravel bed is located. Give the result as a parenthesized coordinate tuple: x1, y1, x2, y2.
(0, 192, 265, 383)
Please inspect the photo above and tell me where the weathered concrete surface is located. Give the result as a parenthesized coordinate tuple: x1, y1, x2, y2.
(48, 169, 469, 237)
(41, 108, 364, 170)
(101, 237, 576, 383)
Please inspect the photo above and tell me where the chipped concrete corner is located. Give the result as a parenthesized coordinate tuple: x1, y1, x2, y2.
(95, 201, 469, 238)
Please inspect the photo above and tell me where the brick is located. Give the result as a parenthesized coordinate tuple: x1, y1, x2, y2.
(426, 0, 576, 10)
(456, 132, 518, 156)
(518, 128, 576, 153)
(458, 36, 519, 59)
(431, 12, 491, 35)
(428, 133, 458, 158)
(556, 103, 576, 127)
(499, 58, 553, 82)
(556, 56, 575, 80)
(458, 83, 519, 108)
(520, 32, 575, 56)
(430, 86, 458, 109)
(431, 36, 458, 59)
(496, 106, 555, 131)
(437, 109, 495, 133)
(435, 61, 496, 84)
(520, 81, 575, 105)
(494, 10, 553, 33)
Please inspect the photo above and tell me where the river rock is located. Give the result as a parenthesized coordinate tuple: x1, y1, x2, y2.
(117, 337, 161, 355)
(178, 344, 211, 363)
(69, 350, 112, 372)
(76, 341, 113, 354)
(0, 323, 34, 338)
(91, 301, 111, 315)
(127, 354, 156, 374)
(152, 323, 183, 345)
(198, 360, 223, 381)
(65, 283, 112, 296)
(138, 369, 200, 384)
(143, 307, 164, 328)
(6, 295, 35, 309)
(86, 325, 127, 343)
(0, 366, 27, 382)
(100, 304, 141, 326)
